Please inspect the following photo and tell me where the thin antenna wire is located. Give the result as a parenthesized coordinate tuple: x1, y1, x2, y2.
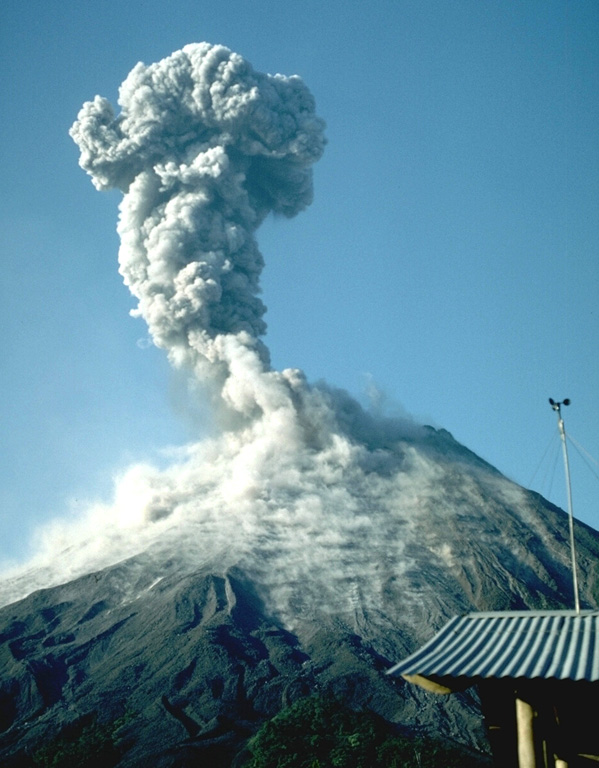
(567, 434, 599, 483)
(541, 436, 562, 502)
(549, 398, 580, 613)
(528, 428, 560, 488)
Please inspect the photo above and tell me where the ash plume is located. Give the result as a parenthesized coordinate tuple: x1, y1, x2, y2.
(0, 44, 586, 631)
(70, 42, 325, 421)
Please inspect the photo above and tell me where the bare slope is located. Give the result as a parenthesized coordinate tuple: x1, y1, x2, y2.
(1, 427, 597, 766)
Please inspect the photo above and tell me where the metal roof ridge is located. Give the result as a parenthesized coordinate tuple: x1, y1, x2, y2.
(463, 610, 599, 618)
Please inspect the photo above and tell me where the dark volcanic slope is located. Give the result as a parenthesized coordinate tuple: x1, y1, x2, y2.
(0, 563, 489, 768)
(1, 480, 598, 768)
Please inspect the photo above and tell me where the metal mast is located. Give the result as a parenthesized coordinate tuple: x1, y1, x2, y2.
(549, 398, 580, 613)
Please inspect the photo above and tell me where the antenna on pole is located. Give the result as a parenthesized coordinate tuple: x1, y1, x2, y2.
(549, 398, 580, 613)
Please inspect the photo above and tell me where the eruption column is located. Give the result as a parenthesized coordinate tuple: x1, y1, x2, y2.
(70, 43, 326, 420)
(2, 43, 579, 634)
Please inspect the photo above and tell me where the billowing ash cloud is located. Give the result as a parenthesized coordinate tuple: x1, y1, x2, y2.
(70, 42, 325, 419)
(0, 45, 582, 629)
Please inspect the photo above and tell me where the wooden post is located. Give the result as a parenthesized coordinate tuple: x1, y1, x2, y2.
(516, 697, 537, 768)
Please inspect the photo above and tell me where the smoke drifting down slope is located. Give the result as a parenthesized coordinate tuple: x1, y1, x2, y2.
(0, 43, 592, 628)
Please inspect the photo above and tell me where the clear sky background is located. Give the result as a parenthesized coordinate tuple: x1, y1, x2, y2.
(1, 0, 598, 568)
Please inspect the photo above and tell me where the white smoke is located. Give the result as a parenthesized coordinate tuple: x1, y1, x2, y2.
(0, 44, 577, 628)
(69, 42, 325, 423)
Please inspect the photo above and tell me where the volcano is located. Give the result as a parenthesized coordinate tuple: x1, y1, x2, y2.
(1, 427, 597, 766)
(1, 43, 598, 767)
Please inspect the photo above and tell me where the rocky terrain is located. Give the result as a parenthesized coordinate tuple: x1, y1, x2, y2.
(1, 431, 598, 766)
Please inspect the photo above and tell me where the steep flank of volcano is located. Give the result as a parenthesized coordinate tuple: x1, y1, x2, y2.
(1, 442, 597, 765)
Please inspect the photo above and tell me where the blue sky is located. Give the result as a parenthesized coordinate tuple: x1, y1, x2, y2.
(1, 0, 598, 566)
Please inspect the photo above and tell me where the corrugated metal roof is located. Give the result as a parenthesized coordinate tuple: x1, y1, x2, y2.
(387, 611, 599, 683)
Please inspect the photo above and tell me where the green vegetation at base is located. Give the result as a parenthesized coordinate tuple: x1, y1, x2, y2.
(245, 695, 488, 768)
(32, 712, 133, 768)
